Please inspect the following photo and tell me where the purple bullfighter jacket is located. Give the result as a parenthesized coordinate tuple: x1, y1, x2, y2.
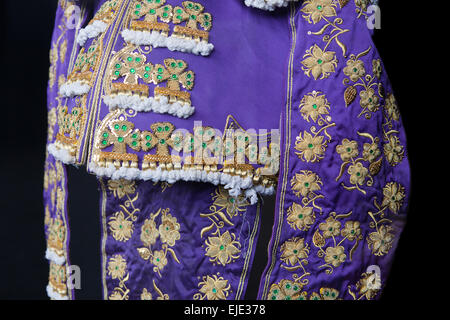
(43, 0, 410, 300)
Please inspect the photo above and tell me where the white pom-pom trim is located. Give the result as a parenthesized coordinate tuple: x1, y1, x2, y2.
(244, 0, 298, 11)
(121, 29, 214, 56)
(103, 94, 195, 119)
(88, 162, 275, 202)
(77, 20, 108, 47)
(59, 81, 90, 98)
(45, 248, 66, 265)
(46, 285, 69, 300)
(48, 143, 76, 164)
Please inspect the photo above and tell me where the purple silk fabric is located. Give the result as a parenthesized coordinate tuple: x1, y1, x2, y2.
(44, 0, 410, 300)
(258, 2, 410, 300)
(99, 179, 261, 300)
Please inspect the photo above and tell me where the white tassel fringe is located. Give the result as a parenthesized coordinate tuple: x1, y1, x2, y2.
(103, 94, 195, 118)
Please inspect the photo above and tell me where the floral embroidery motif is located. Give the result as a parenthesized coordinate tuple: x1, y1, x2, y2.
(290, 170, 323, 212)
(205, 231, 241, 266)
(107, 254, 130, 300)
(109, 211, 134, 242)
(267, 275, 344, 300)
(287, 202, 315, 231)
(280, 237, 310, 276)
(312, 211, 362, 274)
(194, 274, 231, 300)
(200, 187, 250, 266)
(140, 280, 170, 300)
(137, 208, 181, 277)
(335, 132, 382, 194)
(107, 179, 139, 242)
(268, 279, 305, 300)
(301, 0, 337, 24)
(295, 91, 335, 162)
(108, 179, 136, 199)
(301, 0, 350, 57)
(343, 47, 382, 118)
(348, 269, 382, 300)
(301, 45, 337, 80)
(382, 93, 405, 167)
(365, 182, 405, 256)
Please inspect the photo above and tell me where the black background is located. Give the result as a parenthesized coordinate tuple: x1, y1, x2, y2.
(0, 0, 431, 301)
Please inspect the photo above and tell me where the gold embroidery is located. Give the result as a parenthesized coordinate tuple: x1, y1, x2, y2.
(200, 187, 251, 266)
(47, 217, 66, 256)
(267, 279, 341, 300)
(108, 254, 130, 300)
(290, 170, 323, 212)
(365, 182, 405, 256)
(107, 179, 139, 242)
(348, 270, 381, 300)
(335, 132, 382, 194)
(140, 280, 170, 300)
(194, 274, 230, 300)
(154, 58, 195, 104)
(267, 279, 308, 301)
(301, 45, 338, 80)
(92, 0, 120, 24)
(286, 202, 315, 231)
(55, 97, 87, 156)
(93, 111, 280, 188)
(205, 231, 241, 266)
(60, 39, 68, 64)
(47, 107, 57, 142)
(130, 0, 173, 34)
(137, 208, 181, 277)
(110, 47, 153, 94)
(108, 179, 136, 198)
(301, 0, 349, 56)
(49, 262, 68, 296)
(312, 211, 362, 274)
(295, 91, 335, 162)
(172, 1, 212, 42)
(97, 119, 141, 154)
(280, 237, 310, 275)
(382, 93, 405, 167)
